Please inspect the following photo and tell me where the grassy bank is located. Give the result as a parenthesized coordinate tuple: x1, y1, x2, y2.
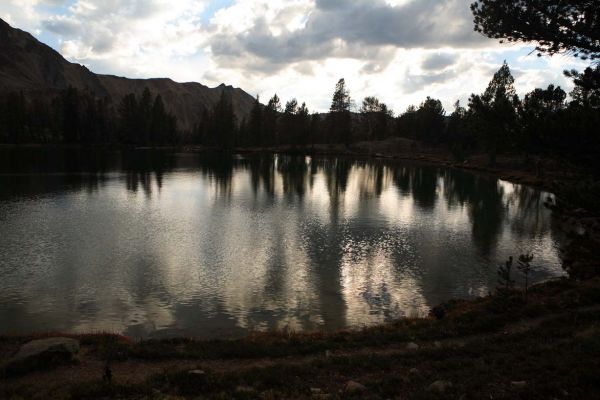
(1, 277, 600, 399)
(1, 140, 599, 399)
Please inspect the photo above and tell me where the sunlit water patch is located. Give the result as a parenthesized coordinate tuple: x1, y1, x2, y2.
(0, 149, 565, 338)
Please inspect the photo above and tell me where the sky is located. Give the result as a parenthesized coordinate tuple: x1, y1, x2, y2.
(0, 0, 589, 114)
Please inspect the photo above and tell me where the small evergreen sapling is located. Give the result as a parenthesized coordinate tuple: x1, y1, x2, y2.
(497, 256, 515, 293)
(517, 253, 534, 300)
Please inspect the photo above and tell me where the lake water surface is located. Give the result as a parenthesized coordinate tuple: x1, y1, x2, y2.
(0, 148, 564, 338)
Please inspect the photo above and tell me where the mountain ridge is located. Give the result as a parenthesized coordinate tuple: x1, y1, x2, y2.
(0, 18, 256, 131)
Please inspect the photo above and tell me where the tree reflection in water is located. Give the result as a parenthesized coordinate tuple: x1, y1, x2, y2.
(0, 148, 564, 338)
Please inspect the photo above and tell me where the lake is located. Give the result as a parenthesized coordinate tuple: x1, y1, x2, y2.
(0, 148, 564, 338)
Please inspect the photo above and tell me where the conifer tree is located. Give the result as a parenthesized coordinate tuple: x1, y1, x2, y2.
(415, 97, 445, 144)
(212, 91, 236, 149)
(150, 94, 167, 144)
(469, 61, 520, 165)
(4, 91, 27, 143)
(471, 1, 600, 62)
(517, 254, 534, 300)
(139, 87, 153, 143)
(118, 93, 139, 144)
(283, 98, 298, 145)
(249, 95, 263, 146)
(264, 94, 281, 145)
(497, 255, 515, 292)
(360, 96, 392, 141)
(62, 86, 81, 143)
(297, 102, 310, 146)
(327, 78, 352, 145)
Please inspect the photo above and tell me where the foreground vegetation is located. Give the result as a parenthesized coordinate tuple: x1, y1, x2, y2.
(1, 276, 599, 399)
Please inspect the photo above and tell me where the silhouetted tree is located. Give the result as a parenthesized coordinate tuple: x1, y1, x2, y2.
(396, 105, 418, 138)
(27, 98, 52, 142)
(360, 96, 392, 141)
(248, 95, 263, 146)
(327, 78, 352, 145)
(468, 61, 520, 165)
(497, 255, 515, 292)
(566, 65, 600, 108)
(151, 94, 177, 144)
(517, 253, 534, 300)
(62, 86, 81, 143)
(194, 106, 210, 145)
(309, 113, 322, 147)
(3, 92, 27, 143)
(471, 1, 600, 62)
(415, 97, 445, 144)
(560, 68, 600, 169)
(264, 94, 281, 145)
(212, 91, 236, 149)
(447, 100, 471, 160)
(237, 117, 249, 147)
(118, 93, 139, 144)
(282, 98, 298, 145)
(139, 87, 153, 143)
(297, 102, 310, 146)
(116, 89, 179, 145)
(519, 84, 566, 160)
(2, 64, 598, 168)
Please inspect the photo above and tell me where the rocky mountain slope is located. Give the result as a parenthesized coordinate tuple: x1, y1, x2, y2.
(0, 18, 256, 131)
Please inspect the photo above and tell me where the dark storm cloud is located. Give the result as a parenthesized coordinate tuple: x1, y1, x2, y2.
(209, 0, 488, 73)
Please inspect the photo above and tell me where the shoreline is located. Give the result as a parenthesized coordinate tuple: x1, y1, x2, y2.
(2, 277, 600, 399)
(2, 138, 590, 191)
(1, 140, 599, 399)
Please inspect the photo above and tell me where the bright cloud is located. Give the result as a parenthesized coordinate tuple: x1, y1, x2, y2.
(0, 0, 586, 113)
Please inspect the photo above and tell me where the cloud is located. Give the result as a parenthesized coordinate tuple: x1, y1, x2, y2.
(207, 0, 487, 74)
(422, 53, 458, 71)
(0, 0, 585, 114)
(402, 69, 457, 94)
(42, 15, 81, 36)
(36, 0, 207, 78)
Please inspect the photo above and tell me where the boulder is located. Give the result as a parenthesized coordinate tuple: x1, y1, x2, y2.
(427, 380, 453, 394)
(344, 380, 367, 394)
(187, 369, 206, 376)
(406, 342, 419, 351)
(6, 337, 80, 374)
(311, 388, 332, 399)
(235, 385, 255, 394)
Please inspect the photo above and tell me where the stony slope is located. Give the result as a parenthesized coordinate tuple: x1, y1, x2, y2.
(0, 18, 256, 131)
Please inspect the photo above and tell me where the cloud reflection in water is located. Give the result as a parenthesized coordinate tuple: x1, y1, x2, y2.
(0, 150, 565, 338)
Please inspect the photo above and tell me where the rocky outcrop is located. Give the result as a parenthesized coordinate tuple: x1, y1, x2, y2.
(5, 337, 80, 374)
